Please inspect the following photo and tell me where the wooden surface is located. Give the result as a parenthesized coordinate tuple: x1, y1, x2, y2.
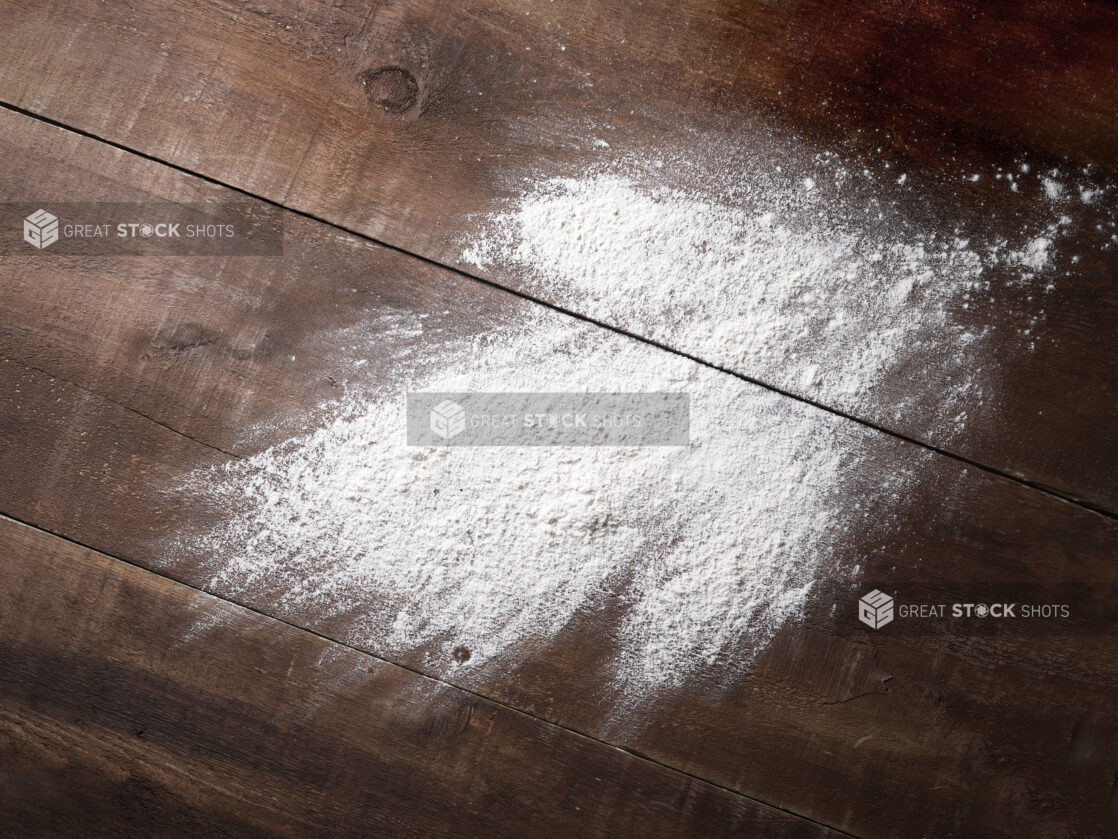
(1, 108, 1117, 837)
(0, 0, 1116, 512)
(1, 514, 842, 838)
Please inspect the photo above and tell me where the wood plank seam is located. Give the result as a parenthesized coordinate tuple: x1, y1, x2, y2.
(0, 511, 863, 839)
(0, 354, 240, 460)
(3, 103, 1115, 837)
(1, 99, 1114, 523)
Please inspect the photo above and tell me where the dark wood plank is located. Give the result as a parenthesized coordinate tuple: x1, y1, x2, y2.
(1, 110, 1116, 837)
(0, 0, 1115, 511)
(0, 514, 838, 838)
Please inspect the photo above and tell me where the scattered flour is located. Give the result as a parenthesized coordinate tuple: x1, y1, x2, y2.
(180, 142, 1105, 698)
(462, 155, 1082, 431)
(181, 310, 869, 693)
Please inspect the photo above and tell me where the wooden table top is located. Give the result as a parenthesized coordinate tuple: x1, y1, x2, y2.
(0, 2, 1115, 837)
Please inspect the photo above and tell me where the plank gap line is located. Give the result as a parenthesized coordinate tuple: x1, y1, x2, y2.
(2, 99, 1113, 524)
(0, 511, 862, 839)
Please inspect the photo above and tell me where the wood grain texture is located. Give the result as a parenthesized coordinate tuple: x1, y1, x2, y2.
(1, 111, 1116, 837)
(0, 515, 839, 838)
(0, 0, 1115, 511)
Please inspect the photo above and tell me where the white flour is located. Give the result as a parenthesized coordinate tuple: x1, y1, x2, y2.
(463, 162, 1077, 429)
(183, 310, 872, 692)
(181, 146, 1095, 696)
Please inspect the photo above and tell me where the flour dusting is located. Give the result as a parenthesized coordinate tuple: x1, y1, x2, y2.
(182, 312, 872, 691)
(179, 143, 1093, 696)
(463, 154, 1085, 432)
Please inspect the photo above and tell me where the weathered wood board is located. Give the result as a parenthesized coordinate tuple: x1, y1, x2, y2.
(0, 0, 1115, 511)
(1, 110, 1115, 837)
(0, 514, 843, 838)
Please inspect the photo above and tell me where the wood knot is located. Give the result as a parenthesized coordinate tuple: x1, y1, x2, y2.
(359, 66, 419, 115)
(147, 322, 219, 359)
